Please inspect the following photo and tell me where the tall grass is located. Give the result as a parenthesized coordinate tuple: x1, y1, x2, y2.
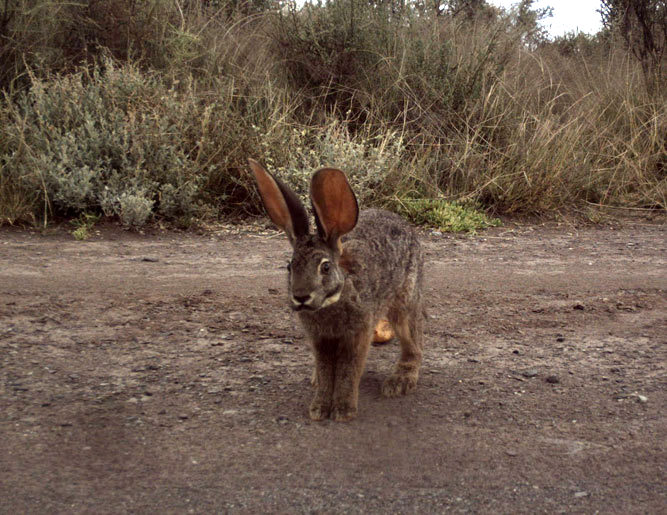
(0, 0, 664, 227)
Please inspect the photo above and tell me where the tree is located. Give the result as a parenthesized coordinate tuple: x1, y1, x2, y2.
(599, 0, 666, 92)
(515, 0, 552, 46)
(412, 0, 491, 18)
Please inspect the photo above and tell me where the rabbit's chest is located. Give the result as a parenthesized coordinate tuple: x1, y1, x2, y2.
(298, 295, 372, 340)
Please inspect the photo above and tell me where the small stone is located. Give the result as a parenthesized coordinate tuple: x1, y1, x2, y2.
(573, 302, 585, 310)
(522, 369, 539, 378)
(545, 375, 560, 384)
(505, 450, 518, 457)
(636, 394, 648, 403)
(276, 415, 289, 424)
(556, 335, 565, 342)
(141, 257, 159, 262)
(574, 491, 588, 498)
(178, 414, 189, 420)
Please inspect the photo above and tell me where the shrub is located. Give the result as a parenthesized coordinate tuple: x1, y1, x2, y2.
(0, 0, 234, 93)
(396, 198, 501, 234)
(0, 1, 664, 228)
(1, 59, 203, 225)
(257, 118, 406, 206)
(70, 212, 100, 240)
(271, 1, 521, 130)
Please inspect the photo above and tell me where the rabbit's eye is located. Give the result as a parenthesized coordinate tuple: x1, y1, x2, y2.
(320, 260, 331, 274)
(286, 261, 292, 271)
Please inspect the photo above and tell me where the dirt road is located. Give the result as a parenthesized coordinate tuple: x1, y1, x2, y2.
(1, 221, 665, 513)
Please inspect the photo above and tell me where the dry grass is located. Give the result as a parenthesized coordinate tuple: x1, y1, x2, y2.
(0, 1, 664, 228)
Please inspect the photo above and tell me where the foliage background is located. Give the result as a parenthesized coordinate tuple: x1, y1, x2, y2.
(0, 0, 664, 228)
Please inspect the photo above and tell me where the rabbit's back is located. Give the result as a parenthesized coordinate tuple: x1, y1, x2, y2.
(342, 208, 423, 310)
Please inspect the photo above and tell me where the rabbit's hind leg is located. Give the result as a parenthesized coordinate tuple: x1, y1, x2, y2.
(382, 304, 423, 397)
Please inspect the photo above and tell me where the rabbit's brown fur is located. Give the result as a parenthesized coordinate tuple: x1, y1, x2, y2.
(248, 159, 424, 421)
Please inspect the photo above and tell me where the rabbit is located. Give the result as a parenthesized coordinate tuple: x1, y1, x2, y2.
(248, 159, 424, 422)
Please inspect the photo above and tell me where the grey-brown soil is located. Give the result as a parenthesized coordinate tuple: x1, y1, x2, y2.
(1, 220, 665, 513)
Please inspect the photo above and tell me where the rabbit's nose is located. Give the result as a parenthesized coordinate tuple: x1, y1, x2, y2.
(292, 294, 313, 306)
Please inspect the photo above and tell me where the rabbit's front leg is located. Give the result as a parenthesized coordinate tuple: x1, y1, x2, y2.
(309, 349, 335, 421)
(331, 330, 372, 422)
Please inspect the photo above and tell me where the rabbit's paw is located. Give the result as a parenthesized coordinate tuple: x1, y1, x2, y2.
(331, 402, 357, 422)
(382, 373, 417, 397)
(309, 400, 330, 421)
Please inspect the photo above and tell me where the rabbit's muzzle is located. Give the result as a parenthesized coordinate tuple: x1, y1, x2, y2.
(290, 283, 343, 311)
(291, 293, 315, 311)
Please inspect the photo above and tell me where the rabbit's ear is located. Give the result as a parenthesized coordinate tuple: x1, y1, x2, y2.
(248, 159, 309, 244)
(310, 168, 358, 249)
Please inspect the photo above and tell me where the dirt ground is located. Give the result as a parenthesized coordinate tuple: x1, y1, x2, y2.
(1, 219, 665, 513)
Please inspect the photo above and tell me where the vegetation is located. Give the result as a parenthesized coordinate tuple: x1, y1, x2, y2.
(396, 199, 501, 233)
(70, 212, 100, 240)
(0, 0, 664, 231)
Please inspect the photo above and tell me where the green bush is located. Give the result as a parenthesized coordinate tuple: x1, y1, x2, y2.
(1, 60, 203, 226)
(70, 212, 101, 240)
(396, 198, 501, 234)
